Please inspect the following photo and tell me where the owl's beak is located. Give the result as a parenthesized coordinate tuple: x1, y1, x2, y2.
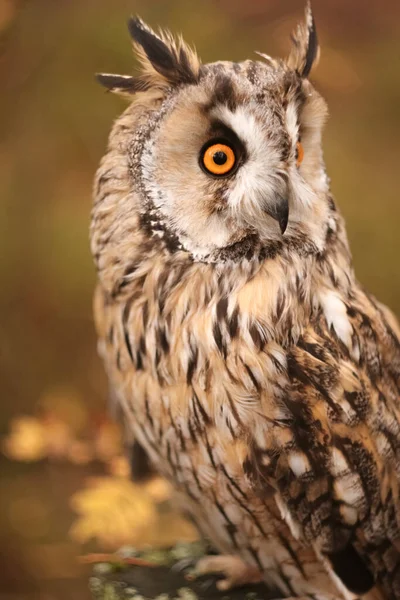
(262, 196, 289, 234)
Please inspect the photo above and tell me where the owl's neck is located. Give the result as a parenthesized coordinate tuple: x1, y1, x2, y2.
(99, 198, 354, 349)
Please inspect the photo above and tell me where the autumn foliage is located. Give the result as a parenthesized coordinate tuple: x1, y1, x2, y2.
(3, 399, 197, 551)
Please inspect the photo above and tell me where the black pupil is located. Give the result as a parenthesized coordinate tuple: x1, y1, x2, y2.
(213, 150, 227, 165)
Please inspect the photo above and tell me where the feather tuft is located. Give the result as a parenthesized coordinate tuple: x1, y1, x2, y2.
(286, 2, 320, 78)
(95, 73, 153, 96)
(128, 16, 201, 88)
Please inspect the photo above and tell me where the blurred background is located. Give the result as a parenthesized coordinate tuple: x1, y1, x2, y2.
(1, 0, 399, 598)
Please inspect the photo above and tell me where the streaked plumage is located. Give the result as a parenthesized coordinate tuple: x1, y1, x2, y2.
(91, 5, 400, 599)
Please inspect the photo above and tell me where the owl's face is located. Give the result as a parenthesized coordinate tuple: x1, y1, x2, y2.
(95, 6, 332, 264)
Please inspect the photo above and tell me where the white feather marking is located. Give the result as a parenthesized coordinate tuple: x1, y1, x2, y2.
(328, 216, 337, 232)
(288, 452, 310, 477)
(330, 447, 349, 476)
(319, 290, 353, 348)
(275, 494, 301, 540)
(197, 465, 217, 487)
(339, 504, 358, 526)
(334, 473, 364, 507)
(285, 102, 299, 144)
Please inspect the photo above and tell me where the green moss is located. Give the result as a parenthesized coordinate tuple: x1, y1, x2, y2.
(89, 576, 104, 598)
(103, 582, 121, 600)
(176, 588, 199, 600)
(93, 563, 114, 575)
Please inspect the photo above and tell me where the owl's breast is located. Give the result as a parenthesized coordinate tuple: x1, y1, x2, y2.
(93, 244, 399, 600)
(93, 250, 344, 475)
(93, 257, 304, 464)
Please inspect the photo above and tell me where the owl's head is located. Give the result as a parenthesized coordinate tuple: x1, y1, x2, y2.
(95, 4, 333, 266)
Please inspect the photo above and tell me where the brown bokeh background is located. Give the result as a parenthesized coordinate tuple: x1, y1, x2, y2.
(1, 0, 399, 598)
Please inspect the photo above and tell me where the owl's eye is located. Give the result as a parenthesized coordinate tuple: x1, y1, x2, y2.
(201, 141, 236, 176)
(296, 141, 304, 167)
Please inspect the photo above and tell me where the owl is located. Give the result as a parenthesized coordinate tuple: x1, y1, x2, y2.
(91, 4, 400, 599)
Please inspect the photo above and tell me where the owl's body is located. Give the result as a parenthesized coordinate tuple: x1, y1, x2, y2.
(91, 8, 400, 599)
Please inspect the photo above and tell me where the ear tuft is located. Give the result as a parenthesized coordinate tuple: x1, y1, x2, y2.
(95, 73, 153, 95)
(128, 16, 201, 87)
(128, 17, 179, 82)
(287, 2, 319, 78)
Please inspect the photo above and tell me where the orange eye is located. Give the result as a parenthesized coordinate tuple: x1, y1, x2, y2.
(296, 141, 304, 167)
(202, 143, 236, 176)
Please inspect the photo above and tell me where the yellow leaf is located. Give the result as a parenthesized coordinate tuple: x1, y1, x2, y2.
(144, 477, 172, 503)
(69, 477, 157, 549)
(3, 416, 47, 462)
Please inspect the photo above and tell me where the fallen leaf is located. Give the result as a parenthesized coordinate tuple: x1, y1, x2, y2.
(144, 477, 172, 503)
(69, 477, 157, 549)
(3, 416, 47, 461)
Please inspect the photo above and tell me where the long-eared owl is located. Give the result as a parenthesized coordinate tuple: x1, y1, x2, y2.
(91, 4, 400, 599)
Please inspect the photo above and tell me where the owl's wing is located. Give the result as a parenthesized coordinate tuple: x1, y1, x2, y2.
(250, 290, 400, 598)
(93, 285, 154, 482)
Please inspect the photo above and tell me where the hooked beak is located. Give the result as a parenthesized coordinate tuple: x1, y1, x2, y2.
(262, 196, 289, 234)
